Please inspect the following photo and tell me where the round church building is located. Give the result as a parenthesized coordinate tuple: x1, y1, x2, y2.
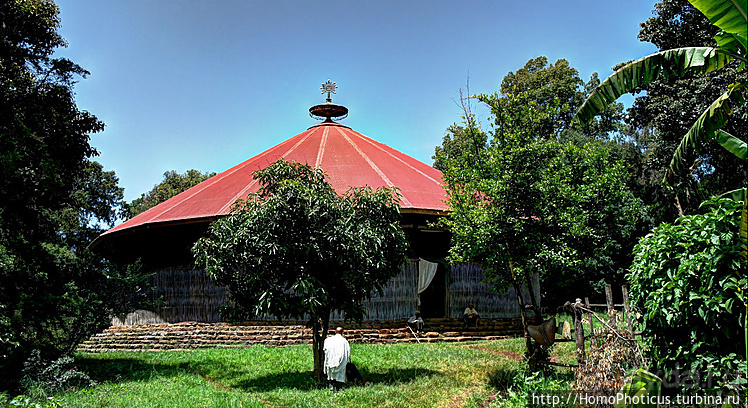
(91, 83, 537, 325)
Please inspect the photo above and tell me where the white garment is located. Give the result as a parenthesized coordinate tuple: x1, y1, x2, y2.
(464, 307, 478, 316)
(323, 334, 350, 383)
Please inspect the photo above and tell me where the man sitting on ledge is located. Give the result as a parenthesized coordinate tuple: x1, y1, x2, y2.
(407, 311, 424, 334)
(463, 302, 480, 329)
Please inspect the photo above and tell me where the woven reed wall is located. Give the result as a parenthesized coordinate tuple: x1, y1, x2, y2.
(330, 259, 419, 321)
(112, 261, 535, 325)
(112, 267, 228, 325)
(448, 263, 539, 318)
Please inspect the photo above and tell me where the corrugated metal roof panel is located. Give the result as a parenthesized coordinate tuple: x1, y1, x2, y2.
(98, 122, 447, 241)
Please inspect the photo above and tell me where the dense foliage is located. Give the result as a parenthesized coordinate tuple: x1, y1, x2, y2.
(629, 197, 746, 395)
(0, 0, 149, 391)
(577, 0, 747, 217)
(126, 169, 216, 217)
(435, 60, 644, 366)
(193, 159, 408, 381)
(435, 58, 645, 309)
(577, 0, 748, 397)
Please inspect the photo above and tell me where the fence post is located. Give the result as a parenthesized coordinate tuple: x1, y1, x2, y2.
(584, 297, 593, 335)
(621, 285, 634, 337)
(605, 284, 617, 327)
(573, 298, 585, 364)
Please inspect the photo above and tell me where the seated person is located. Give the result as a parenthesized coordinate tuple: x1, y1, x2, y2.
(407, 311, 424, 334)
(463, 302, 480, 328)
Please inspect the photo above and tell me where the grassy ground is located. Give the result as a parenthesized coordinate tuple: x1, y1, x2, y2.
(38, 338, 576, 408)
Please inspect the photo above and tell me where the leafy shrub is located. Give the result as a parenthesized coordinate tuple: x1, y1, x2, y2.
(488, 366, 571, 407)
(20, 350, 94, 397)
(629, 197, 746, 396)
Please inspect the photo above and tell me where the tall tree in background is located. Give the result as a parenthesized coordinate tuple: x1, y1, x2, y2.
(0, 0, 149, 390)
(126, 169, 216, 217)
(434, 58, 630, 171)
(436, 58, 645, 308)
(193, 160, 408, 382)
(576, 0, 747, 217)
(436, 59, 643, 365)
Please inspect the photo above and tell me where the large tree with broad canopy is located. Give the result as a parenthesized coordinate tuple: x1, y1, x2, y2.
(193, 159, 408, 381)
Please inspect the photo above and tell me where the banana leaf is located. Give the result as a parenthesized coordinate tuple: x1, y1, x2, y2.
(689, 0, 747, 37)
(667, 83, 747, 177)
(575, 48, 733, 124)
(614, 369, 662, 408)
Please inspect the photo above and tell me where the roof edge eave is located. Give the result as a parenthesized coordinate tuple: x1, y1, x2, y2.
(88, 215, 220, 251)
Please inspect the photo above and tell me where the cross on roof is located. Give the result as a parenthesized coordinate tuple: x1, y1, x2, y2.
(320, 79, 337, 102)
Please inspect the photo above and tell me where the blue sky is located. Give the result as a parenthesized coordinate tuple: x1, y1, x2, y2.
(55, 0, 658, 203)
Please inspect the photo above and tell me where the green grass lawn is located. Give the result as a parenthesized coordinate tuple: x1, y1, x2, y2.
(44, 338, 576, 408)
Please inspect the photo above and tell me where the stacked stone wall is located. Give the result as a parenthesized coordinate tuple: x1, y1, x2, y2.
(78, 318, 523, 352)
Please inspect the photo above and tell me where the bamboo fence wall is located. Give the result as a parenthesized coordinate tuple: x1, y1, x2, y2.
(111, 267, 228, 325)
(330, 258, 419, 321)
(448, 263, 540, 318)
(112, 261, 536, 325)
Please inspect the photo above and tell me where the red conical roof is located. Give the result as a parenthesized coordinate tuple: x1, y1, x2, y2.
(97, 121, 447, 242)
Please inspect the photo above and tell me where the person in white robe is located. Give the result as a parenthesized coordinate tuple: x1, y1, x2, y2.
(323, 326, 350, 392)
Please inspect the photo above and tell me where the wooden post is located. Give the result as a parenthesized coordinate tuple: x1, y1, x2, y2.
(605, 284, 617, 327)
(573, 299, 585, 364)
(621, 285, 634, 337)
(584, 297, 593, 335)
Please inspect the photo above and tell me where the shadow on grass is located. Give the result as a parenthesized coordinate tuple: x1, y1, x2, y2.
(233, 366, 440, 392)
(74, 356, 190, 384)
(74, 355, 439, 393)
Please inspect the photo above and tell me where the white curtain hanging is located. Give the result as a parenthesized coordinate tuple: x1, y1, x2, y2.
(417, 258, 439, 295)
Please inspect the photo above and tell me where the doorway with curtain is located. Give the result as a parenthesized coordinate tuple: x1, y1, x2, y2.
(418, 259, 447, 318)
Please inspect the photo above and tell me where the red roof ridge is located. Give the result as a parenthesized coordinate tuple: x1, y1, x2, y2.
(334, 127, 413, 207)
(314, 126, 330, 167)
(353, 131, 442, 187)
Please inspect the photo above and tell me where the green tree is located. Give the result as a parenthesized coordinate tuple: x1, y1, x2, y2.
(434, 58, 630, 171)
(627, 0, 748, 218)
(575, 0, 747, 216)
(498, 57, 585, 138)
(485, 57, 627, 141)
(0, 0, 149, 390)
(629, 197, 746, 395)
(439, 81, 643, 365)
(436, 59, 645, 308)
(193, 159, 408, 381)
(126, 169, 216, 217)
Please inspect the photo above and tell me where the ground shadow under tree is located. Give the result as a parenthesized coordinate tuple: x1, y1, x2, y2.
(235, 367, 440, 392)
(74, 356, 191, 384)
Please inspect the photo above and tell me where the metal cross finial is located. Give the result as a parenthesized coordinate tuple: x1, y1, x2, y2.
(320, 79, 337, 102)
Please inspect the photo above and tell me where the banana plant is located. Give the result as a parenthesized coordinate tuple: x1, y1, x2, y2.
(574, 0, 747, 367)
(574, 0, 747, 270)
(574, 0, 746, 180)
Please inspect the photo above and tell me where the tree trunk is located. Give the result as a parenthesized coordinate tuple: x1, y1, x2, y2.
(674, 193, 685, 217)
(312, 311, 330, 383)
(523, 269, 542, 324)
(510, 262, 534, 367)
